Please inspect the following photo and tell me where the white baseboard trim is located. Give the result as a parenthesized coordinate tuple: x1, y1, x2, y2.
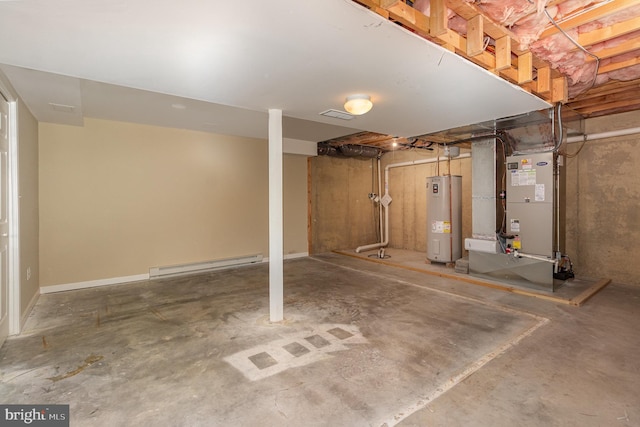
(19, 289, 40, 331)
(40, 273, 150, 294)
(262, 252, 309, 262)
(38, 253, 309, 295)
(285, 252, 309, 260)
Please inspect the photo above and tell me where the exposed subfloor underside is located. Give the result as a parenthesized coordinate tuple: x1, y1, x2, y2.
(1, 254, 638, 426)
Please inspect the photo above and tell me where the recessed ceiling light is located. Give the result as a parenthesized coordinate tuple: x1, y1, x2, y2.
(171, 103, 187, 110)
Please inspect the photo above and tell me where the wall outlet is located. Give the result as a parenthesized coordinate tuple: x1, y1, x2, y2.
(26, 266, 31, 281)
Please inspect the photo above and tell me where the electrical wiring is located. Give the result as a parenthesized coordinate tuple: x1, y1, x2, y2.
(555, 99, 587, 159)
(541, 5, 601, 93)
(562, 135, 588, 158)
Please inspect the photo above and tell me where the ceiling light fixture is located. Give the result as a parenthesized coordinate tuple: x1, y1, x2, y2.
(344, 94, 373, 115)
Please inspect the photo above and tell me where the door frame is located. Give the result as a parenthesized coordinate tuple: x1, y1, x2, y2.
(0, 75, 22, 337)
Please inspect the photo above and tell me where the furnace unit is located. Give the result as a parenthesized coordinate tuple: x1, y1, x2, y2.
(421, 106, 574, 291)
(426, 175, 462, 263)
(506, 152, 554, 257)
(466, 147, 558, 290)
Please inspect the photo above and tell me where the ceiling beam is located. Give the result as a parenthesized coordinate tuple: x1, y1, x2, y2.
(598, 56, 640, 74)
(577, 15, 640, 47)
(539, 0, 640, 39)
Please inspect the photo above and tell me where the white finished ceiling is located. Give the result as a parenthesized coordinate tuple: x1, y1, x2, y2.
(0, 0, 550, 142)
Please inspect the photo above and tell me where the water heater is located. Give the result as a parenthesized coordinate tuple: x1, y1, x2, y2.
(427, 175, 462, 263)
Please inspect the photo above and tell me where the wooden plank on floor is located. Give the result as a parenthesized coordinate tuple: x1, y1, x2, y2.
(333, 250, 611, 306)
(570, 278, 612, 307)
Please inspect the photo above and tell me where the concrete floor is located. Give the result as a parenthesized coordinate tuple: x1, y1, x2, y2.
(1, 253, 638, 426)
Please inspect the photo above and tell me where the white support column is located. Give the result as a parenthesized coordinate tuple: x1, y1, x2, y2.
(268, 109, 284, 322)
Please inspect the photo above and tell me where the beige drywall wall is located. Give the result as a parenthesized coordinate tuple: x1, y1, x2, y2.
(39, 118, 309, 287)
(283, 154, 310, 256)
(18, 99, 39, 314)
(564, 110, 640, 286)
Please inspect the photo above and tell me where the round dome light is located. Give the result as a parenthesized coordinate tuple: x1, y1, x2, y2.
(344, 94, 373, 115)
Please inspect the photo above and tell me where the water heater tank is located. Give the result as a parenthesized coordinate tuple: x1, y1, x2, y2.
(426, 175, 462, 263)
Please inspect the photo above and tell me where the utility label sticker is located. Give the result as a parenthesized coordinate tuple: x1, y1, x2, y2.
(510, 219, 520, 232)
(510, 169, 536, 186)
(432, 220, 451, 234)
(535, 184, 545, 201)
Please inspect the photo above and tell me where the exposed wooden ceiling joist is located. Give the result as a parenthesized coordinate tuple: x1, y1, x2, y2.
(336, 0, 640, 151)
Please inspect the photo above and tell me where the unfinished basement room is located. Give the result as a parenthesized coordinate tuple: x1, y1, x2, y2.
(0, 0, 639, 426)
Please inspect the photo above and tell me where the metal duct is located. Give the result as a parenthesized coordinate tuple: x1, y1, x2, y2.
(470, 138, 502, 240)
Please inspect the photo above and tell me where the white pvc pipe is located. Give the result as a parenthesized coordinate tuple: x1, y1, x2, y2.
(377, 157, 384, 245)
(355, 153, 471, 253)
(566, 127, 640, 143)
(356, 157, 384, 253)
(515, 251, 557, 264)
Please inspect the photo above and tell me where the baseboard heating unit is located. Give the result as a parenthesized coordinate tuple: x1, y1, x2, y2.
(149, 254, 263, 278)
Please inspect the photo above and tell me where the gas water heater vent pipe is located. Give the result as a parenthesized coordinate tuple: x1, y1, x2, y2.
(355, 153, 471, 253)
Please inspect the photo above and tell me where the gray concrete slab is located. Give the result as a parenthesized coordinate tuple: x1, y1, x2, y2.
(1, 255, 638, 426)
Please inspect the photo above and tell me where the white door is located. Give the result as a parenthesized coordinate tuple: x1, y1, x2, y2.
(0, 96, 9, 347)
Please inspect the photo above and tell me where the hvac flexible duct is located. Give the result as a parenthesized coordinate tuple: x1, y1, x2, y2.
(317, 143, 381, 158)
(338, 144, 381, 158)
